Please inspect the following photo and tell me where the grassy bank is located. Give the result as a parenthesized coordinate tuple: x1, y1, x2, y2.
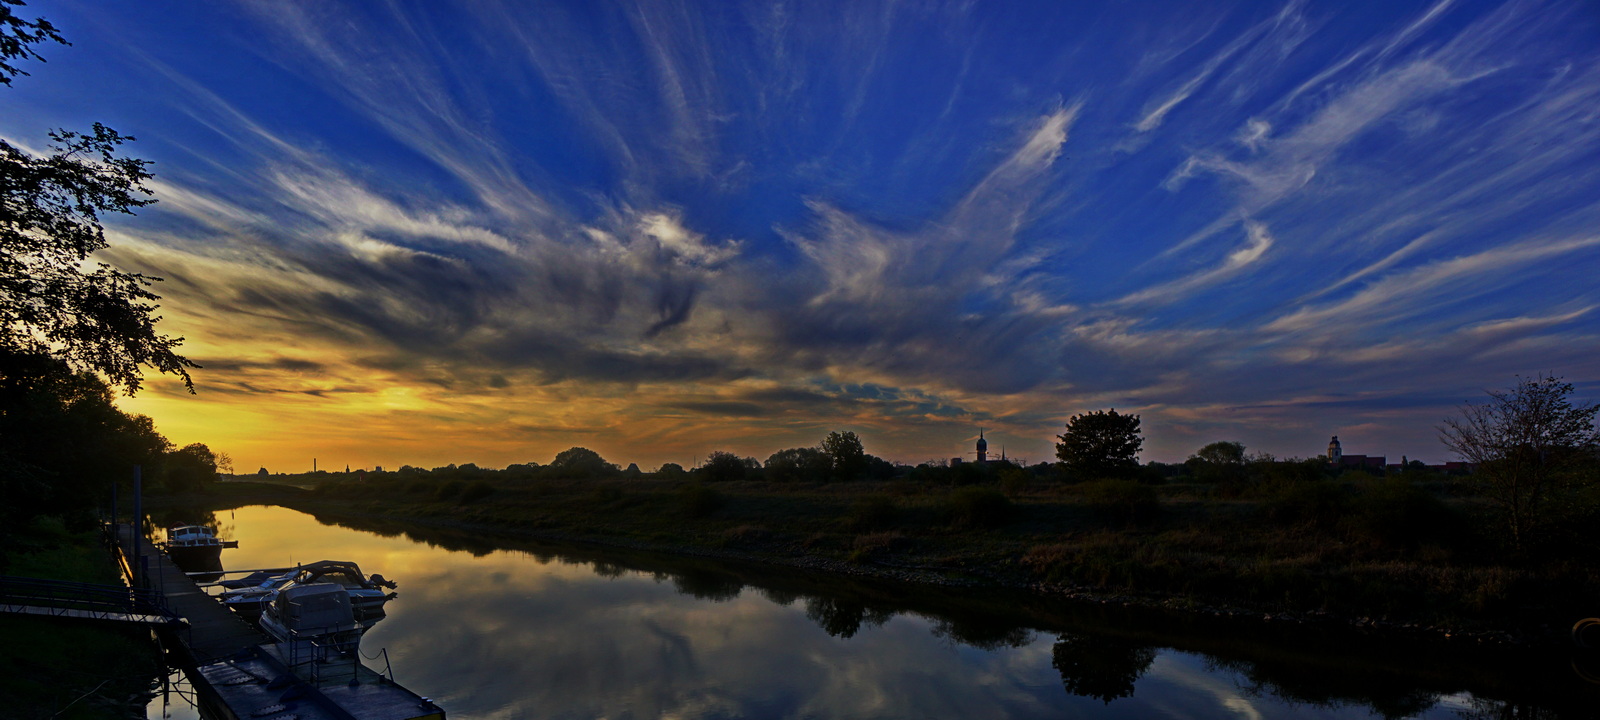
(0, 517, 164, 719)
(196, 474, 1597, 644)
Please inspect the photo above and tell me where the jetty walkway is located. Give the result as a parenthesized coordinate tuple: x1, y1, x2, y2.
(114, 523, 269, 664)
(111, 523, 445, 720)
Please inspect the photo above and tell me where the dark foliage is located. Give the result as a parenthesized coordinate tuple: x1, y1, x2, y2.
(1079, 479, 1160, 525)
(846, 494, 898, 530)
(0, 1, 64, 87)
(1056, 409, 1143, 480)
(941, 486, 1013, 528)
(698, 450, 747, 482)
(822, 430, 867, 481)
(765, 446, 831, 483)
(678, 483, 723, 518)
(459, 480, 494, 503)
(1440, 375, 1600, 551)
(1051, 633, 1157, 704)
(549, 447, 614, 478)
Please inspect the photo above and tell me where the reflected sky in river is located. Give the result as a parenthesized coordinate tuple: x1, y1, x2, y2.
(166, 506, 1571, 719)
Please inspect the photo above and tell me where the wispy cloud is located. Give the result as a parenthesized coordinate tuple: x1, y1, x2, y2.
(15, 0, 1589, 469)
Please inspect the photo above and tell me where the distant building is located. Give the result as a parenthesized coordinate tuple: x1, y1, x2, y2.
(976, 430, 988, 464)
(1339, 454, 1387, 470)
(1325, 436, 1473, 473)
(1327, 436, 1385, 468)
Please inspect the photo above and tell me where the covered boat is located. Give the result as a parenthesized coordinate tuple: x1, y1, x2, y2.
(220, 560, 397, 620)
(258, 582, 365, 661)
(163, 525, 227, 568)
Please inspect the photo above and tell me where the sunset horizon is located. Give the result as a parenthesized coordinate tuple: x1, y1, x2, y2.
(8, 0, 1596, 473)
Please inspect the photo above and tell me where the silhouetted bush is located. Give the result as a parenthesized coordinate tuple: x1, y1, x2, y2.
(847, 495, 898, 530)
(678, 483, 724, 518)
(1264, 480, 1351, 529)
(998, 465, 1033, 495)
(1349, 479, 1469, 551)
(942, 486, 1013, 528)
(458, 480, 494, 503)
(435, 479, 465, 502)
(698, 451, 747, 482)
(1080, 479, 1160, 525)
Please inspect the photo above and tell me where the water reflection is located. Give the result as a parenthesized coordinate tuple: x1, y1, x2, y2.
(154, 505, 1598, 719)
(1051, 633, 1156, 703)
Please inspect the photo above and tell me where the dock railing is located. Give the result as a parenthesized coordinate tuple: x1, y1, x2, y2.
(0, 575, 183, 626)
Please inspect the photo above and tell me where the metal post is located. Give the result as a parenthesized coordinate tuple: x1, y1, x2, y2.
(132, 465, 143, 588)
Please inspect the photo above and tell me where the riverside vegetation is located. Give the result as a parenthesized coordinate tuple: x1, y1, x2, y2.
(225, 434, 1596, 645)
(224, 378, 1595, 645)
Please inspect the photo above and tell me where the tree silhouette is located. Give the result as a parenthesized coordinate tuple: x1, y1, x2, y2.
(1439, 375, 1599, 550)
(823, 431, 867, 481)
(1050, 632, 1156, 703)
(1, 6, 194, 393)
(1056, 409, 1143, 480)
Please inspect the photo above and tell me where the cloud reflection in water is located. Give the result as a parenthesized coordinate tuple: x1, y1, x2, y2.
(214, 505, 1497, 719)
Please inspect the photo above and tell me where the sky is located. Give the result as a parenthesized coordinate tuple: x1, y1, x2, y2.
(5, 0, 1598, 472)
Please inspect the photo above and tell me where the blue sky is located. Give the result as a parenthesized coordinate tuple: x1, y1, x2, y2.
(6, 0, 1598, 470)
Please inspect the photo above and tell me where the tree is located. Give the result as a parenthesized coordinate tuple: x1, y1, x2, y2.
(764, 446, 831, 483)
(549, 447, 612, 478)
(698, 450, 747, 482)
(1056, 409, 1143, 480)
(1439, 375, 1599, 551)
(1051, 633, 1157, 704)
(1, 3, 193, 394)
(0, 351, 169, 541)
(0, 1, 63, 87)
(1186, 441, 1247, 484)
(164, 442, 220, 493)
(822, 431, 867, 481)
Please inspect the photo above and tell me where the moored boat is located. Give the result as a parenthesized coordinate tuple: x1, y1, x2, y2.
(220, 559, 397, 620)
(163, 525, 228, 569)
(258, 582, 366, 661)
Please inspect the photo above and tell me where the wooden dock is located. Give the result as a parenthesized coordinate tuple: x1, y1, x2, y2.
(115, 523, 445, 719)
(116, 524, 268, 665)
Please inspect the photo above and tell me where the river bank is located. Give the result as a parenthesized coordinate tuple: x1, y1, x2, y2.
(0, 516, 165, 718)
(162, 476, 1598, 649)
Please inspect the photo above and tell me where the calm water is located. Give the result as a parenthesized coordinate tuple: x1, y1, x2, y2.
(146, 505, 1597, 719)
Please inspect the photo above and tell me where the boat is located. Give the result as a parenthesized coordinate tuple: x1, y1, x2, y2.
(220, 560, 397, 620)
(258, 582, 366, 662)
(162, 525, 231, 569)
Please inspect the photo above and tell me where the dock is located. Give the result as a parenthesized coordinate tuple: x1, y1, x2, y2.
(116, 524, 268, 664)
(114, 523, 445, 719)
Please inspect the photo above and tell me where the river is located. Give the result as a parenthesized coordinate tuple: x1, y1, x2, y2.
(146, 505, 1597, 719)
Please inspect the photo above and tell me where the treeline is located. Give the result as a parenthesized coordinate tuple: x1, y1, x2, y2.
(0, 352, 226, 541)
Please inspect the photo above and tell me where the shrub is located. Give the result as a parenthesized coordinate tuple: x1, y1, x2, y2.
(458, 480, 494, 503)
(1264, 480, 1350, 529)
(699, 451, 747, 482)
(678, 483, 724, 518)
(1080, 479, 1160, 525)
(847, 495, 898, 530)
(998, 465, 1033, 495)
(434, 479, 465, 501)
(1348, 479, 1468, 551)
(942, 486, 1013, 528)
(848, 532, 904, 562)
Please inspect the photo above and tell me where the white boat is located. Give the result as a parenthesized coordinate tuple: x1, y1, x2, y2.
(258, 582, 366, 661)
(219, 560, 397, 620)
(162, 525, 230, 568)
